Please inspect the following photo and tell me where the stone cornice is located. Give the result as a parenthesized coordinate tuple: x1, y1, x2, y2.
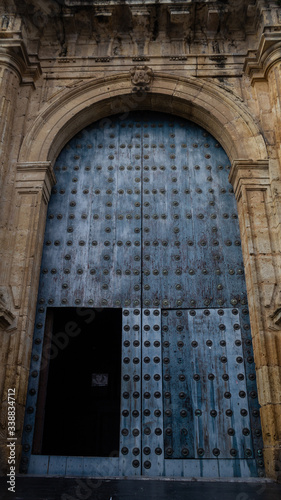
(63, 0, 229, 4)
(229, 159, 270, 201)
(16, 162, 56, 203)
(244, 30, 281, 83)
(0, 39, 41, 87)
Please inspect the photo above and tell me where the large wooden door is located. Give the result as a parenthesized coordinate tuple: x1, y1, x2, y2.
(21, 112, 264, 477)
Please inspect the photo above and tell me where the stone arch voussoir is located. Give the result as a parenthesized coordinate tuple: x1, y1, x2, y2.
(18, 73, 268, 167)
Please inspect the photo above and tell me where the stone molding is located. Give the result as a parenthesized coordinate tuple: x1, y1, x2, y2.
(16, 162, 56, 205)
(244, 31, 281, 83)
(0, 162, 57, 320)
(230, 158, 281, 335)
(229, 159, 270, 201)
(270, 308, 281, 328)
(0, 39, 41, 87)
(18, 72, 268, 166)
(228, 158, 281, 483)
(0, 287, 16, 330)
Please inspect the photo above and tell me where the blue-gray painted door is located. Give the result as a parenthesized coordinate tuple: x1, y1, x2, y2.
(21, 112, 264, 477)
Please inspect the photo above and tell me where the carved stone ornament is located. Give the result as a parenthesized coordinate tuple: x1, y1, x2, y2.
(0, 287, 16, 330)
(269, 290, 281, 330)
(130, 65, 154, 92)
(270, 307, 281, 328)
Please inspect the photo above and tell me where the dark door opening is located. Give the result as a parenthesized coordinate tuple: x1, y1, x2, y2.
(36, 308, 122, 457)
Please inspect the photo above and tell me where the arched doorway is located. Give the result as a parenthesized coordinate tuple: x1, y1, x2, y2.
(21, 111, 263, 477)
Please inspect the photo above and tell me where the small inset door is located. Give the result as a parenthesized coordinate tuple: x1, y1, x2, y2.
(38, 308, 122, 458)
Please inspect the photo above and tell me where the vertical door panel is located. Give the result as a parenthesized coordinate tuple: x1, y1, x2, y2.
(162, 309, 253, 460)
(140, 115, 247, 310)
(38, 117, 142, 309)
(120, 308, 142, 476)
(141, 309, 164, 476)
(139, 112, 263, 476)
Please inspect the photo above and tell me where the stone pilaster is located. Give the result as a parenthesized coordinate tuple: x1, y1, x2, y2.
(244, 29, 281, 164)
(0, 15, 43, 473)
(0, 162, 56, 474)
(0, 22, 41, 196)
(0, 64, 20, 197)
(267, 64, 281, 243)
(244, 34, 281, 480)
(229, 160, 281, 481)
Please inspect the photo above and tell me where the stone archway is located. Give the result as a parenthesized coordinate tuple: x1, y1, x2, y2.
(20, 109, 265, 477)
(18, 73, 267, 165)
(4, 72, 281, 479)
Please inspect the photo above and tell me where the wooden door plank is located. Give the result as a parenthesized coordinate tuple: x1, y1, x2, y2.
(119, 308, 142, 476)
(162, 308, 254, 462)
(48, 456, 67, 475)
(141, 308, 164, 476)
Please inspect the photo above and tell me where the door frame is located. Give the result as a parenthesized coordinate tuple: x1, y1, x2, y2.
(14, 73, 275, 478)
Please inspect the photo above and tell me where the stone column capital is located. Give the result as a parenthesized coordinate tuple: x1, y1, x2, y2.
(16, 162, 56, 204)
(229, 159, 270, 201)
(244, 31, 281, 83)
(0, 39, 41, 86)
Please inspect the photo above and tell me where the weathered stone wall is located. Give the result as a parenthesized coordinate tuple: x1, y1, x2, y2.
(0, 0, 281, 481)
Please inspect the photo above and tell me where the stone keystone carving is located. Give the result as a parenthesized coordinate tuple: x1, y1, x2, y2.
(130, 65, 154, 92)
